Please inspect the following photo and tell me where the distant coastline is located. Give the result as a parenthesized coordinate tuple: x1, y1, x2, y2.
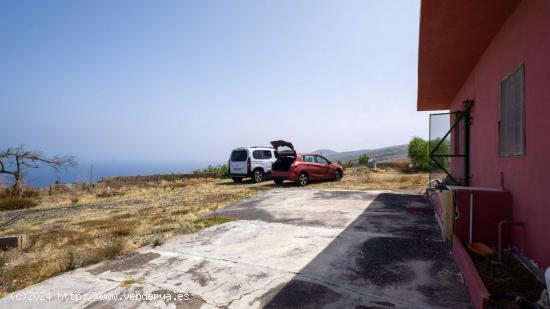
(0, 161, 207, 188)
(0, 144, 410, 188)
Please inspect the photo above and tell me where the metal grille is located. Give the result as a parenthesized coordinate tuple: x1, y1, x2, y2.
(429, 110, 470, 187)
(499, 64, 525, 156)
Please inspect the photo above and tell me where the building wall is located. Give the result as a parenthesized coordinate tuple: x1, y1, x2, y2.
(449, 0, 550, 269)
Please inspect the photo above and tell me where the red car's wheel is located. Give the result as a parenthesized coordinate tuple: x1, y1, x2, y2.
(334, 169, 342, 181)
(298, 172, 309, 186)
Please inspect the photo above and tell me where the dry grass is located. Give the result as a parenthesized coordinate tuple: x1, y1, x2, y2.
(308, 165, 428, 192)
(0, 165, 426, 296)
(0, 177, 263, 296)
(0, 197, 38, 211)
(0, 188, 40, 211)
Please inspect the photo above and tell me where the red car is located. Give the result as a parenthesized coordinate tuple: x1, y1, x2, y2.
(270, 140, 344, 186)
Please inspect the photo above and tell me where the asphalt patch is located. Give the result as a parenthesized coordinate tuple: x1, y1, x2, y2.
(218, 201, 350, 228)
(312, 190, 378, 200)
(185, 261, 212, 287)
(352, 212, 440, 240)
(354, 237, 447, 286)
(263, 279, 341, 309)
(88, 252, 160, 275)
(366, 193, 429, 213)
(151, 289, 206, 309)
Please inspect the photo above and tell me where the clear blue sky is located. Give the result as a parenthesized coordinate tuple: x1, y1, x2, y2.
(1, 0, 433, 167)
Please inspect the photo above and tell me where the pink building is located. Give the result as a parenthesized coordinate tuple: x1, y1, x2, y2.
(418, 0, 550, 271)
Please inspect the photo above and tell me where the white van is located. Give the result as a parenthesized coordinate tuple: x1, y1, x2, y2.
(228, 147, 276, 183)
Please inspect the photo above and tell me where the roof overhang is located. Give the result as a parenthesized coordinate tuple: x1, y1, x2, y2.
(417, 0, 520, 111)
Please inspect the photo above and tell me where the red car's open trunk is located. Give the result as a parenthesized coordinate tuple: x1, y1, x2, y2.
(272, 156, 296, 172)
(270, 140, 297, 172)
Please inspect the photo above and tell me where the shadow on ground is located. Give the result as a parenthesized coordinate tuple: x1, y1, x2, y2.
(215, 178, 338, 188)
(259, 193, 470, 309)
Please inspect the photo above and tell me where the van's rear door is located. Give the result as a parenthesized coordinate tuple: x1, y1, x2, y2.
(229, 149, 248, 175)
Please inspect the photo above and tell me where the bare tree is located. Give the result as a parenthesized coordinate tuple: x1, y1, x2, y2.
(0, 145, 76, 196)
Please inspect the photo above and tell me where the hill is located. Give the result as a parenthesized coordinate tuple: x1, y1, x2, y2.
(313, 144, 409, 163)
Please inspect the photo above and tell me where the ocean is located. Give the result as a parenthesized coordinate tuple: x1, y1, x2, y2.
(0, 160, 211, 188)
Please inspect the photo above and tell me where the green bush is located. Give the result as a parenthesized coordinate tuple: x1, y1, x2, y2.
(408, 137, 430, 171)
(0, 197, 38, 211)
(358, 154, 370, 165)
(166, 173, 178, 182)
(429, 137, 451, 170)
(193, 164, 229, 178)
(342, 161, 354, 168)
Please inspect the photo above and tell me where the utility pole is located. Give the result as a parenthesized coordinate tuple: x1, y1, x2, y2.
(89, 165, 94, 188)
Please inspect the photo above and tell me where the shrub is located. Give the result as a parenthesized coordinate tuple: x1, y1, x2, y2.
(430, 137, 451, 170)
(99, 240, 124, 259)
(192, 215, 235, 228)
(172, 208, 192, 216)
(408, 137, 430, 171)
(0, 253, 7, 271)
(343, 161, 355, 168)
(66, 246, 101, 270)
(152, 226, 173, 234)
(166, 173, 178, 182)
(0, 188, 40, 198)
(358, 154, 370, 165)
(152, 238, 164, 247)
(193, 164, 229, 178)
(0, 197, 38, 211)
(108, 221, 136, 236)
(0, 188, 10, 198)
(179, 222, 196, 234)
(121, 277, 143, 286)
(22, 189, 40, 198)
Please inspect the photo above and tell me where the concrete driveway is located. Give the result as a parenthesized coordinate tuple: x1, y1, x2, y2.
(1, 189, 470, 309)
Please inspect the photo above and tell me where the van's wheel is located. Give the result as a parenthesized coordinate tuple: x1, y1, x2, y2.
(298, 172, 309, 186)
(252, 169, 264, 183)
(334, 169, 342, 181)
(232, 177, 242, 183)
(273, 178, 284, 185)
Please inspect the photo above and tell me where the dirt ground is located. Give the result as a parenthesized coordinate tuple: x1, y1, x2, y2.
(0, 189, 469, 308)
(0, 166, 428, 296)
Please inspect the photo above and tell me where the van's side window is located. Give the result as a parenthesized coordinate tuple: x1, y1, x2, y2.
(253, 150, 272, 159)
(253, 150, 263, 159)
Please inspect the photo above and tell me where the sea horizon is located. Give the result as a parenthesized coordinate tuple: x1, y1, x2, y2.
(0, 160, 219, 189)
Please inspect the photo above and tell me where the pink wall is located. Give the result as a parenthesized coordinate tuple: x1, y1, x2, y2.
(454, 189, 513, 248)
(449, 0, 550, 269)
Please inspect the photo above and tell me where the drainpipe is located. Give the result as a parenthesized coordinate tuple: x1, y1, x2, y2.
(546, 268, 550, 293)
(469, 194, 474, 244)
(463, 99, 474, 187)
(465, 110, 471, 186)
(498, 221, 525, 263)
